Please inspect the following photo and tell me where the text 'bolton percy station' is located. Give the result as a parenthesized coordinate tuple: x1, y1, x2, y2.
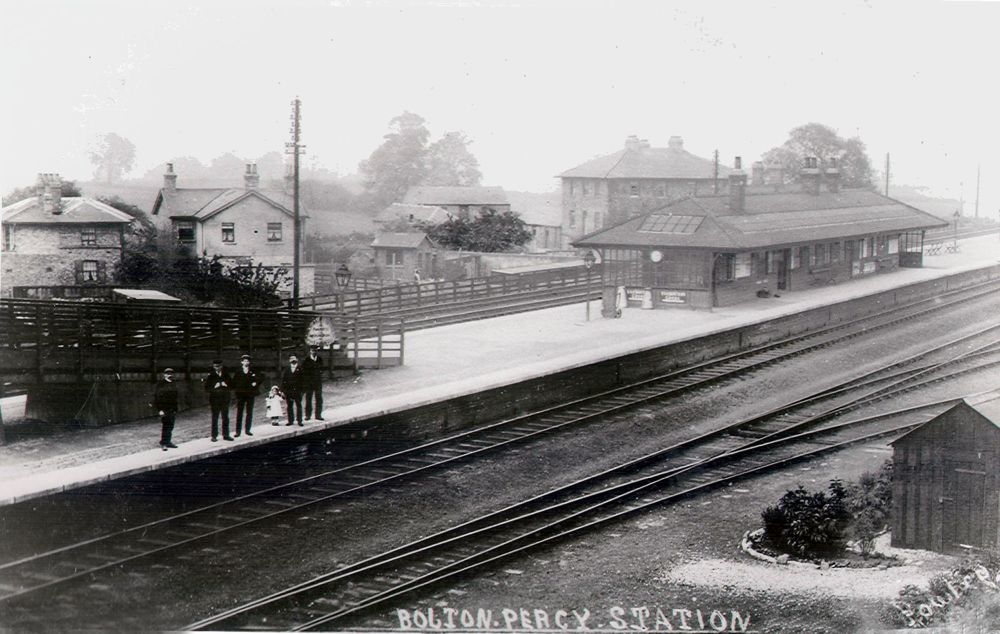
(397, 606, 753, 632)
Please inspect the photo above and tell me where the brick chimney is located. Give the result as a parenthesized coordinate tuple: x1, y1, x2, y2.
(163, 163, 177, 193)
(801, 156, 821, 195)
(244, 163, 259, 189)
(765, 163, 784, 191)
(729, 157, 747, 213)
(37, 173, 63, 214)
(825, 156, 841, 193)
(751, 161, 765, 185)
(668, 136, 684, 150)
(624, 135, 642, 152)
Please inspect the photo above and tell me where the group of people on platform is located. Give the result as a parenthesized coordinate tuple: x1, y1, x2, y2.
(151, 345, 326, 450)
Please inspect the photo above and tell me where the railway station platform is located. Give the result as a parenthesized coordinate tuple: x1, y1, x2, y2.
(1, 235, 999, 506)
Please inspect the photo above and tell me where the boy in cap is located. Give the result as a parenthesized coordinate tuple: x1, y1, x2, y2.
(153, 368, 179, 450)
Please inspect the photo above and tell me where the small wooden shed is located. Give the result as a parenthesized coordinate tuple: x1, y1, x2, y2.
(891, 395, 1000, 553)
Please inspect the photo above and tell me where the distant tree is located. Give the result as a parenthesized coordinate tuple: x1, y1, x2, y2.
(425, 132, 482, 187)
(208, 152, 247, 179)
(141, 156, 209, 182)
(360, 111, 431, 212)
(2, 180, 82, 206)
(254, 151, 287, 182)
(761, 123, 874, 188)
(427, 209, 531, 252)
(89, 133, 136, 184)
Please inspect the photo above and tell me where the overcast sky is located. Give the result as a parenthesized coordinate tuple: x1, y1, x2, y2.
(3, 0, 998, 215)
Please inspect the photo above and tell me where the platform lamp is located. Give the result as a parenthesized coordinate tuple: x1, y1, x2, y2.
(583, 250, 596, 321)
(334, 263, 352, 313)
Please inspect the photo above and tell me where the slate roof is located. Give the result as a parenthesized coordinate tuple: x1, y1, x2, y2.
(560, 146, 733, 180)
(505, 190, 562, 227)
(371, 232, 435, 249)
(573, 189, 948, 250)
(2, 197, 134, 224)
(376, 203, 453, 225)
(403, 186, 508, 206)
(152, 188, 301, 220)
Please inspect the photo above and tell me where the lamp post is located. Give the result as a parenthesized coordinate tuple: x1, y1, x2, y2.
(583, 251, 596, 321)
(334, 263, 352, 313)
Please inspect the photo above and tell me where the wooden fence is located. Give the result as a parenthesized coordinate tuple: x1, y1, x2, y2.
(0, 298, 404, 391)
(298, 265, 601, 315)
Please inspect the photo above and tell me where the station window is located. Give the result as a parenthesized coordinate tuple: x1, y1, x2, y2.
(790, 247, 801, 270)
(267, 222, 283, 242)
(177, 221, 195, 243)
(569, 210, 576, 228)
(385, 250, 403, 266)
(221, 223, 235, 243)
(831, 242, 842, 264)
(888, 236, 899, 254)
(766, 251, 777, 274)
(629, 182, 640, 197)
(80, 228, 97, 246)
(860, 238, 871, 258)
(734, 253, 751, 278)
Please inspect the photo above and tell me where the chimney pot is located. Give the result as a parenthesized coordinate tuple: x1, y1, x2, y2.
(245, 163, 260, 189)
(801, 156, 822, 195)
(624, 135, 642, 152)
(728, 157, 747, 213)
(163, 163, 178, 193)
(825, 156, 841, 193)
(668, 136, 684, 150)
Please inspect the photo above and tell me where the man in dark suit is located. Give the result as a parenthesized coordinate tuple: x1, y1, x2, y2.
(300, 345, 325, 421)
(204, 359, 233, 441)
(153, 368, 180, 450)
(230, 354, 262, 437)
(280, 354, 304, 427)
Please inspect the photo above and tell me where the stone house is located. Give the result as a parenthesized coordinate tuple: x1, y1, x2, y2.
(151, 163, 314, 294)
(402, 186, 510, 221)
(371, 232, 438, 281)
(1, 173, 133, 298)
(559, 135, 733, 248)
(504, 191, 563, 253)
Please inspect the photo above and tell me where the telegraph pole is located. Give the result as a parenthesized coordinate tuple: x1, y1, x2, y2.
(884, 153, 890, 196)
(286, 97, 305, 308)
(975, 163, 981, 219)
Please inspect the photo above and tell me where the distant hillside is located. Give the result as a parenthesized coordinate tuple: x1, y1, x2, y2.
(890, 184, 962, 220)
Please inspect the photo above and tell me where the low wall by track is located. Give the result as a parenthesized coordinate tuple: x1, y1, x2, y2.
(328, 263, 1000, 444)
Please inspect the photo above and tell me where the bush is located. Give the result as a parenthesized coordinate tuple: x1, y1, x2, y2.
(761, 480, 851, 558)
(846, 460, 893, 558)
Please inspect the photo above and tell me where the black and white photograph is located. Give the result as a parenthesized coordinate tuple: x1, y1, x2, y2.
(2, 1, 1000, 631)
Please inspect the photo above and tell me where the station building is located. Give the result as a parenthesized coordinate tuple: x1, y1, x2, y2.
(572, 158, 948, 311)
(891, 395, 1000, 553)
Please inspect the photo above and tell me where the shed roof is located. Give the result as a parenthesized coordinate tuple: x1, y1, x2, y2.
(403, 186, 508, 206)
(112, 289, 182, 302)
(573, 189, 948, 250)
(376, 202, 453, 225)
(2, 197, 134, 225)
(370, 232, 435, 249)
(560, 146, 733, 180)
(891, 393, 1000, 446)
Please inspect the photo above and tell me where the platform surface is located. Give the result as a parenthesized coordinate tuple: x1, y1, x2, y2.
(1, 235, 998, 505)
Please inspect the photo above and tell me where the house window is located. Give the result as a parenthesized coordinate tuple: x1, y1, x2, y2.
(888, 236, 899, 254)
(267, 222, 283, 242)
(582, 181, 589, 196)
(569, 180, 575, 195)
(594, 212, 602, 229)
(735, 253, 752, 278)
(222, 223, 235, 243)
(2, 225, 12, 251)
(177, 221, 195, 242)
(81, 260, 99, 282)
(629, 182, 640, 197)
(81, 228, 97, 246)
(569, 210, 576, 228)
(385, 250, 403, 266)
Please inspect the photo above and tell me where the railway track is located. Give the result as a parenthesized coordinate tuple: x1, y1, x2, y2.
(1, 279, 999, 612)
(185, 337, 1000, 631)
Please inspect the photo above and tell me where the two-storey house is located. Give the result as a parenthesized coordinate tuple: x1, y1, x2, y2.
(559, 135, 733, 248)
(151, 163, 313, 294)
(1, 173, 133, 298)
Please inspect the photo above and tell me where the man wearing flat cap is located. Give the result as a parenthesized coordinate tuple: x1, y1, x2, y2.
(300, 345, 325, 421)
(230, 354, 262, 437)
(204, 359, 233, 441)
(153, 368, 179, 450)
